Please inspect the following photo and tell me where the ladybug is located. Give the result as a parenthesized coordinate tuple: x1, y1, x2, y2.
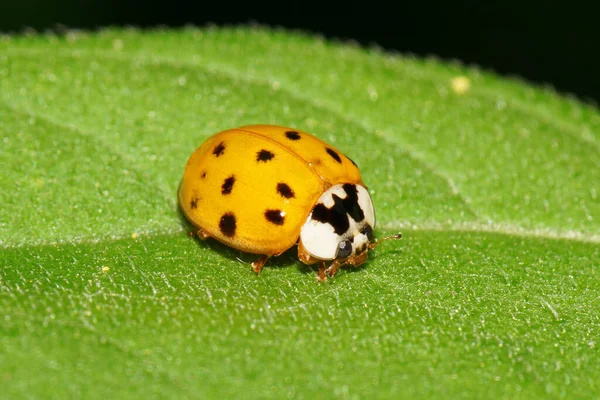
(178, 124, 401, 280)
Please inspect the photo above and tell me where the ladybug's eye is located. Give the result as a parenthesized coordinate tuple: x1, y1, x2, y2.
(361, 225, 374, 241)
(337, 240, 353, 259)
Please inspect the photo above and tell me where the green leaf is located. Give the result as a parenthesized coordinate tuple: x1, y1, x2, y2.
(1, 26, 599, 399)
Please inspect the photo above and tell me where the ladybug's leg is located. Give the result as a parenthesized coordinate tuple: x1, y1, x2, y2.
(197, 229, 211, 240)
(326, 259, 342, 278)
(317, 262, 327, 282)
(252, 255, 271, 274)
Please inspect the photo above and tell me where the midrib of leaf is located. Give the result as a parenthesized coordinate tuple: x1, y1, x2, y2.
(2, 223, 600, 255)
(2, 45, 599, 245)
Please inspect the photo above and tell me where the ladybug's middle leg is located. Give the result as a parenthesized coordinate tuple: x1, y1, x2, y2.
(251, 255, 271, 274)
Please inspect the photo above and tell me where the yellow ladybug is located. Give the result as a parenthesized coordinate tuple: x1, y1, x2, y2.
(178, 124, 401, 280)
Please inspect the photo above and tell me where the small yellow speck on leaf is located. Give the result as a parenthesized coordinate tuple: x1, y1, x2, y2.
(112, 39, 124, 51)
(101, 266, 110, 273)
(131, 232, 139, 239)
(451, 76, 471, 95)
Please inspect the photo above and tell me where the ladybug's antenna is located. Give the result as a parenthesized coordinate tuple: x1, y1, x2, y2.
(368, 233, 402, 250)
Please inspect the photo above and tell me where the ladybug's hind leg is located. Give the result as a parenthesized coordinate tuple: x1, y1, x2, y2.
(189, 228, 211, 240)
(252, 255, 271, 274)
(197, 229, 211, 240)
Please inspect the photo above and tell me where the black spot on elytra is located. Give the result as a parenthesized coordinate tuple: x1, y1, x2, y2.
(311, 184, 364, 235)
(276, 183, 295, 199)
(285, 131, 301, 140)
(265, 209, 285, 225)
(257, 149, 275, 162)
(221, 175, 235, 195)
(213, 142, 225, 157)
(326, 147, 342, 163)
(201, 171, 207, 179)
(190, 197, 199, 210)
(219, 213, 236, 237)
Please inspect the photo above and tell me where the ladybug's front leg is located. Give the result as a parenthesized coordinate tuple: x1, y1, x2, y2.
(326, 259, 342, 278)
(317, 262, 327, 282)
(251, 255, 271, 274)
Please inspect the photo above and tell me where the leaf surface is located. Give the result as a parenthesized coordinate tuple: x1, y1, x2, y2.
(1, 27, 599, 399)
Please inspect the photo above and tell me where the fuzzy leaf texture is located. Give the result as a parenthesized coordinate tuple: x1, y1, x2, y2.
(1, 27, 599, 399)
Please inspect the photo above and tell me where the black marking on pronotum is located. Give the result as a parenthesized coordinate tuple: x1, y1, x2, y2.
(190, 196, 199, 210)
(276, 183, 295, 199)
(361, 224, 374, 241)
(341, 184, 365, 223)
(265, 209, 285, 225)
(219, 212, 236, 237)
(256, 149, 275, 162)
(312, 203, 348, 235)
(326, 147, 342, 163)
(213, 142, 226, 157)
(311, 184, 365, 235)
(221, 175, 235, 195)
(285, 131, 301, 140)
(355, 243, 368, 255)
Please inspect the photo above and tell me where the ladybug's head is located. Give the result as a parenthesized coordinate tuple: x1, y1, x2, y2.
(334, 224, 374, 265)
(298, 183, 402, 274)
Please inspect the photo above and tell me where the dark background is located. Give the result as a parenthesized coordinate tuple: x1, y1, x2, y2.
(2, 1, 600, 104)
